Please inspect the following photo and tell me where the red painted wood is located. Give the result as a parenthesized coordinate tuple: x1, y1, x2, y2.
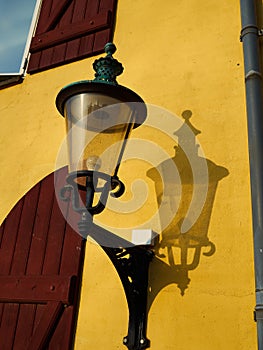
(27, 301, 64, 350)
(0, 168, 85, 349)
(31, 9, 109, 51)
(28, 0, 117, 73)
(66, 0, 90, 61)
(0, 303, 19, 350)
(0, 221, 4, 248)
(48, 305, 74, 349)
(78, 34, 94, 56)
(0, 200, 24, 345)
(34, 0, 53, 34)
(38, 47, 54, 73)
(28, 51, 42, 73)
(11, 177, 53, 349)
(49, 227, 85, 349)
(41, 0, 74, 33)
(13, 304, 36, 350)
(26, 176, 54, 275)
(100, 0, 116, 11)
(42, 194, 68, 275)
(2, 185, 41, 349)
(0, 200, 23, 274)
(10, 184, 40, 275)
(0, 275, 75, 303)
(93, 28, 112, 52)
(48, 0, 75, 67)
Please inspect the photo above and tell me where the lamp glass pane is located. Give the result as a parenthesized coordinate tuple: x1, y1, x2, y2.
(64, 93, 135, 176)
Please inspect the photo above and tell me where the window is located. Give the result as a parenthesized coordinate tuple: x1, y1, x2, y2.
(0, 0, 41, 87)
(28, 0, 118, 73)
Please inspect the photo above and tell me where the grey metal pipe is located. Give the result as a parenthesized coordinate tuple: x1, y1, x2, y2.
(240, 0, 263, 348)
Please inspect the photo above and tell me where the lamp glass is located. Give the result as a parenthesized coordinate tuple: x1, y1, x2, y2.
(64, 93, 135, 176)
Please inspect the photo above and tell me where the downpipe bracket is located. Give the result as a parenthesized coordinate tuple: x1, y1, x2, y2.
(254, 305, 263, 321)
(245, 70, 262, 81)
(240, 25, 263, 41)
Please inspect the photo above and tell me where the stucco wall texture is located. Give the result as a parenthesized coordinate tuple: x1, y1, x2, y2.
(0, 1, 257, 349)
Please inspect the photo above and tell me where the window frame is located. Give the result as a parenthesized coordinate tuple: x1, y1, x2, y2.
(0, 0, 42, 88)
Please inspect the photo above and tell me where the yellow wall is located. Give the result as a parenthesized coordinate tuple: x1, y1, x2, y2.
(0, 0, 257, 349)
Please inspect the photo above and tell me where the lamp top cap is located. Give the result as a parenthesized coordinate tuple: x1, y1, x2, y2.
(55, 42, 147, 127)
(104, 42, 116, 55)
(93, 42, 124, 85)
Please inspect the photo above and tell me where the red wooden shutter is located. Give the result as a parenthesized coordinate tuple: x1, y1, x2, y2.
(0, 167, 85, 349)
(28, 0, 117, 73)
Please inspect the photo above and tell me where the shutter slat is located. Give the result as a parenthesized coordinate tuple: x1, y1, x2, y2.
(42, 170, 69, 275)
(48, 306, 73, 349)
(27, 301, 64, 350)
(28, 0, 117, 73)
(31, 11, 110, 53)
(0, 201, 24, 349)
(35, 0, 53, 34)
(94, 28, 112, 52)
(28, 51, 42, 73)
(7, 185, 41, 350)
(51, 0, 75, 66)
(0, 200, 24, 274)
(10, 184, 40, 275)
(42, 0, 74, 32)
(0, 303, 20, 350)
(13, 304, 36, 350)
(0, 276, 74, 303)
(65, 0, 87, 61)
(100, 0, 115, 11)
(23, 175, 55, 347)
(38, 47, 54, 71)
(78, 34, 94, 56)
(42, 197, 68, 274)
(0, 221, 5, 248)
(0, 168, 85, 348)
(26, 177, 55, 275)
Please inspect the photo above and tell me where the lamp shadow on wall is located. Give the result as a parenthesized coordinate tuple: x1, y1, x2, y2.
(146, 110, 229, 305)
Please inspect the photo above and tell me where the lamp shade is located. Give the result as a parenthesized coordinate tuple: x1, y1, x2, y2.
(56, 81, 147, 177)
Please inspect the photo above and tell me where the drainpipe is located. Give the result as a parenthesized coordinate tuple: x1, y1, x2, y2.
(240, 0, 263, 348)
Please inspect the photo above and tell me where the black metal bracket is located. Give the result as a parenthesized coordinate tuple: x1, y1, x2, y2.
(84, 222, 154, 350)
(60, 172, 154, 350)
(102, 246, 154, 350)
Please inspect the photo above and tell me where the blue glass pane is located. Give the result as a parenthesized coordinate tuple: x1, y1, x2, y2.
(0, 0, 37, 74)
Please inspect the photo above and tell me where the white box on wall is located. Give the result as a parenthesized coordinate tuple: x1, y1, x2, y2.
(131, 229, 155, 246)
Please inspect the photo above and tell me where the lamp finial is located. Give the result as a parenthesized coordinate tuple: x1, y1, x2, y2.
(104, 42, 117, 56)
(93, 42, 123, 85)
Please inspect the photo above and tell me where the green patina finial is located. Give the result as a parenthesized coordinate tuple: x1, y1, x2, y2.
(104, 42, 117, 56)
(93, 43, 124, 85)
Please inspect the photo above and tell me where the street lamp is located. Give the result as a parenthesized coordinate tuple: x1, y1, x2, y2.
(56, 43, 153, 350)
(56, 42, 147, 216)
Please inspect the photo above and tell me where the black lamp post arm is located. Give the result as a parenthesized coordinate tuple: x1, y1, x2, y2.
(78, 219, 154, 350)
(101, 246, 153, 350)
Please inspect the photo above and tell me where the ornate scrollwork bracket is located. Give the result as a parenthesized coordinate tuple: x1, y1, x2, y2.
(59, 170, 125, 215)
